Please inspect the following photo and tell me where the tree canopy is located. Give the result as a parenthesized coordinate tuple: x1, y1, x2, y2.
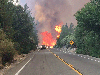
(74, 0, 100, 57)
(56, 23, 75, 48)
(0, 0, 38, 65)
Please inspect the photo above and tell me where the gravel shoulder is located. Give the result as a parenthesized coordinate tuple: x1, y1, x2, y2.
(0, 50, 35, 75)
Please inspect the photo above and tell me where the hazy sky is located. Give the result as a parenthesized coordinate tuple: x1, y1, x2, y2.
(20, 0, 26, 7)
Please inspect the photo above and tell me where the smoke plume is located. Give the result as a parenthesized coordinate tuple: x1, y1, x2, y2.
(26, 0, 90, 45)
(35, 0, 73, 45)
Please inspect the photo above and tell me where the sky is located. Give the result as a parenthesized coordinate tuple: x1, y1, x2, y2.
(20, 0, 27, 7)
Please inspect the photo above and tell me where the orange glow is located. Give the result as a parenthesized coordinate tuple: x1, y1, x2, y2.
(55, 22, 63, 38)
(51, 41, 56, 46)
(41, 31, 56, 46)
(55, 22, 63, 33)
(57, 35, 60, 38)
(41, 23, 63, 46)
(50, 46, 53, 48)
(55, 25, 61, 33)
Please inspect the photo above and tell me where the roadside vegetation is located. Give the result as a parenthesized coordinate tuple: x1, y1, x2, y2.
(56, 0, 100, 58)
(55, 23, 76, 48)
(0, 0, 38, 66)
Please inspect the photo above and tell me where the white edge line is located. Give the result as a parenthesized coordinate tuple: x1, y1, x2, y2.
(15, 58, 32, 75)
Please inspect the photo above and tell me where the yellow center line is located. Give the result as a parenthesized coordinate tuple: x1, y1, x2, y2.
(47, 49, 83, 75)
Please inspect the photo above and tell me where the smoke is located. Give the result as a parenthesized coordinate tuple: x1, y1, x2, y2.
(35, 0, 72, 27)
(26, 0, 90, 45)
(34, 0, 72, 44)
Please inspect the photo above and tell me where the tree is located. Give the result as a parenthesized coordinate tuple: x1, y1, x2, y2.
(74, 0, 100, 57)
(56, 23, 75, 48)
(12, 4, 38, 53)
(56, 24, 69, 47)
(74, 0, 100, 35)
(0, 30, 15, 65)
(69, 23, 74, 34)
(0, 0, 39, 65)
(0, 0, 14, 39)
(0, 0, 38, 54)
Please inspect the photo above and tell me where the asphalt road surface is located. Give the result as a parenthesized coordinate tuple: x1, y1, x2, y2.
(5, 48, 100, 75)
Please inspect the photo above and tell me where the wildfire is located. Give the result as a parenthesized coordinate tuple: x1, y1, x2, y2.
(57, 35, 60, 38)
(41, 31, 56, 46)
(41, 23, 63, 48)
(55, 22, 63, 38)
(55, 25, 61, 33)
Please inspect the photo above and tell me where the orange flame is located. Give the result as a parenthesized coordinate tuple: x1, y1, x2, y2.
(55, 22, 63, 38)
(41, 23, 63, 47)
(57, 35, 60, 38)
(55, 25, 61, 33)
(41, 31, 56, 46)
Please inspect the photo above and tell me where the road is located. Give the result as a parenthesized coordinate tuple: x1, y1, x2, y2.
(5, 48, 100, 75)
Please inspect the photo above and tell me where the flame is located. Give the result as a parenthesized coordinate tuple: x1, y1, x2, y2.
(50, 46, 53, 48)
(41, 23, 63, 47)
(41, 31, 56, 46)
(57, 35, 60, 38)
(55, 25, 61, 33)
(55, 22, 63, 38)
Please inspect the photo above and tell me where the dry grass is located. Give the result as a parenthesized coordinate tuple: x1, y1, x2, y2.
(0, 53, 28, 75)
(0, 50, 34, 75)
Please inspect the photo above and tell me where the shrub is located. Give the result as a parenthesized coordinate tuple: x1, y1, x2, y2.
(14, 42, 22, 55)
(0, 39, 15, 65)
(0, 30, 15, 65)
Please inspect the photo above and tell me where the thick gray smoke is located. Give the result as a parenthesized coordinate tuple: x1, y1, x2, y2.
(26, 0, 90, 45)
(34, 0, 72, 44)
